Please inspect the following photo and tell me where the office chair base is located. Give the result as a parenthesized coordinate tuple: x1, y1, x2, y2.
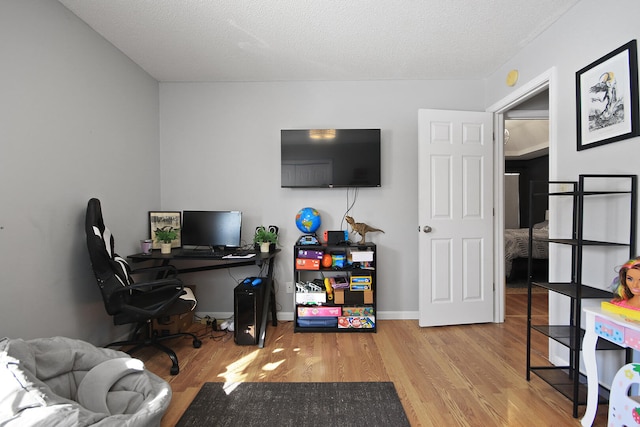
(107, 322, 202, 375)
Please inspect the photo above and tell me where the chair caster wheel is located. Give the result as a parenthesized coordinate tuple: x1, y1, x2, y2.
(193, 339, 202, 348)
(170, 365, 179, 375)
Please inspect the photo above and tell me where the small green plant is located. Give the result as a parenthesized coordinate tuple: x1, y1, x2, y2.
(154, 226, 179, 243)
(253, 227, 278, 245)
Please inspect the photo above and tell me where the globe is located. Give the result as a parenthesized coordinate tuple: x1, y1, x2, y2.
(295, 207, 321, 234)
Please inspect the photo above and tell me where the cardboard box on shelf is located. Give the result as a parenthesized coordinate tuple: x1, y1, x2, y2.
(342, 306, 375, 316)
(349, 275, 372, 291)
(296, 258, 320, 270)
(153, 311, 194, 336)
(295, 292, 327, 304)
(152, 285, 196, 336)
(334, 289, 373, 305)
(337, 316, 375, 329)
(297, 306, 342, 317)
(363, 290, 373, 304)
(350, 250, 374, 262)
(297, 249, 324, 260)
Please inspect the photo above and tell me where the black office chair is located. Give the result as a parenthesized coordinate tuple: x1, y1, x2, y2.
(85, 198, 201, 375)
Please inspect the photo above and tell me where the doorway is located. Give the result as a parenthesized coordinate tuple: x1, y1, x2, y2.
(488, 67, 556, 322)
(504, 105, 549, 288)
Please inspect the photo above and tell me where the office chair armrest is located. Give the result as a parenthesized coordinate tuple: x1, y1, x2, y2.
(129, 264, 179, 279)
(120, 281, 188, 319)
(112, 274, 190, 319)
(111, 277, 184, 295)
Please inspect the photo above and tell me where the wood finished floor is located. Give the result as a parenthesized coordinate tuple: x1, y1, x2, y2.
(130, 290, 607, 426)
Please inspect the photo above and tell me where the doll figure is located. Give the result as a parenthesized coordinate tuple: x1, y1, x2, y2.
(611, 257, 640, 310)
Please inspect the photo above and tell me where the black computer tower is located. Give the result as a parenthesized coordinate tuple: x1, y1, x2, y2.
(234, 279, 265, 345)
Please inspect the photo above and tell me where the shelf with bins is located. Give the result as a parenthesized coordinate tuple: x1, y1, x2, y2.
(526, 174, 637, 418)
(293, 242, 377, 333)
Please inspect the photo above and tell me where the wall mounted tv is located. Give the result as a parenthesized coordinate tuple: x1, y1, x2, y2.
(281, 129, 381, 188)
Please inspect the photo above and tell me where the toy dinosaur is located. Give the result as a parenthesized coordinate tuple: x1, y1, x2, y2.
(345, 216, 384, 244)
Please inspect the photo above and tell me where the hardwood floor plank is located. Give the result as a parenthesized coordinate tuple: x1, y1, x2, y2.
(128, 291, 605, 426)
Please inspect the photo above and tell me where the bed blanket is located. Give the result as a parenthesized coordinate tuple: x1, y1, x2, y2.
(504, 228, 548, 277)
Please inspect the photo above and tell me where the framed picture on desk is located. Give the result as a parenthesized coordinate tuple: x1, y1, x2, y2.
(149, 211, 181, 249)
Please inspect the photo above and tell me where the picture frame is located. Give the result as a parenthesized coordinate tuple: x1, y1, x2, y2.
(576, 40, 639, 151)
(149, 211, 181, 249)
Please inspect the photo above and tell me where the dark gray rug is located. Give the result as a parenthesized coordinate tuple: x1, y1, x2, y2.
(176, 382, 410, 427)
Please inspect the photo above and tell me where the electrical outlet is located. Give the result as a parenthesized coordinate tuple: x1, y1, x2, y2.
(286, 282, 294, 293)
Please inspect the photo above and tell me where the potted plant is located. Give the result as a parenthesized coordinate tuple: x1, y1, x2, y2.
(253, 227, 278, 253)
(154, 226, 179, 254)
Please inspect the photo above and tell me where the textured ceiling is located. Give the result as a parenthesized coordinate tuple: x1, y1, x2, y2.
(505, 120, 549, 160)
(57, 0, 581, 82)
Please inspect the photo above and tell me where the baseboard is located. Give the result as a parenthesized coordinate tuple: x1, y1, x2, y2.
(378, 311, 419, 320)
(278, 311, 419, 321)
(195, 311, 420, 322)
(194, 311, 234, 322)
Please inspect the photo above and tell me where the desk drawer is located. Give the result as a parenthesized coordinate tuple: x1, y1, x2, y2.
(595, 316, 624, 345)
(624, 328, 640, 351)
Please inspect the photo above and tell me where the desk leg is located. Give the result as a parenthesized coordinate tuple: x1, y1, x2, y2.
(581, 313, 598, 427)
(258, 256, 277, 348)
(270, 288, 277, 327)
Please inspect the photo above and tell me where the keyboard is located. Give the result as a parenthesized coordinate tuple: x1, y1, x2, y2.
(232, 249, 252, 256)
(174, 248, 256, 259)
(174, 249, 228, 259)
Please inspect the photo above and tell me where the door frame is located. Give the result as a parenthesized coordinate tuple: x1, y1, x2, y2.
(486, 67, 557, 322)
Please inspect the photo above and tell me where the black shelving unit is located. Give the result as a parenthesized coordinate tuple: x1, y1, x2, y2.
(293, 242, 377, 333)
(526, 174, 637, 418)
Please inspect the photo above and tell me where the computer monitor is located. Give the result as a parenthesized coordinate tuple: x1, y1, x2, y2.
(181, 211, 242, 251)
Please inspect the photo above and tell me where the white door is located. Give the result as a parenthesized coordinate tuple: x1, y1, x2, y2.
(418, 109, 494, 327)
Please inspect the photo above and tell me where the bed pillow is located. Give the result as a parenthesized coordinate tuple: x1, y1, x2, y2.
(533, 220, 548, 230)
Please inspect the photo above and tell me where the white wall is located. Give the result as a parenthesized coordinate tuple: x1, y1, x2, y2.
(0, 0, 159, 344)
(485, 0, 640, 379)
(159, 81, 485, 318)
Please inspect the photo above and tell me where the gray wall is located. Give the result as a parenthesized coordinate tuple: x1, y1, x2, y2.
(0, 0, 159, 344)
(159, 81, 485, 319)
(2, 0, 639, 344)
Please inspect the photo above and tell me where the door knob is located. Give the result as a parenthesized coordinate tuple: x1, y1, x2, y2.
(422, 226, 432, 233)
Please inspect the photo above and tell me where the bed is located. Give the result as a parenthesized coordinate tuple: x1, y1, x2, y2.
(504, 221, 549, 278)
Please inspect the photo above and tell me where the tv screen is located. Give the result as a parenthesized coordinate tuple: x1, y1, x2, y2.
(181, 211, 242, 249)
(281, 129, 381, 188)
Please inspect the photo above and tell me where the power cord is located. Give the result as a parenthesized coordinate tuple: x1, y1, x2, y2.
(341, 187, 359, 229)
(192, 321, 232, 342)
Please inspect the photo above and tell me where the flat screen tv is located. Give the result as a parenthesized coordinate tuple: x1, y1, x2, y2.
(181, 211, 242, 250)
(281, 129, 381, 188)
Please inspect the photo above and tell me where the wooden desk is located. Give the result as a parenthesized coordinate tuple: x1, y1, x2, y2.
(582, 306, 635, 426)
(129, 249, 279, 348)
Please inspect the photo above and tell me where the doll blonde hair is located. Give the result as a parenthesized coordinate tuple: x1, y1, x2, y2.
(613, 257, 640, 301)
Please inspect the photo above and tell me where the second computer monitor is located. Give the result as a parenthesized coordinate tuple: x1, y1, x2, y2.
(181, 210, 242, 249)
